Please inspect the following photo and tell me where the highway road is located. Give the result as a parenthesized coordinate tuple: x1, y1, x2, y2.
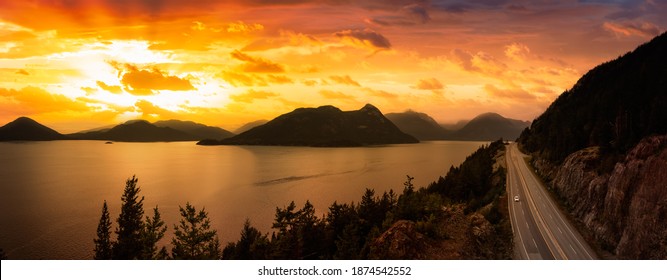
(506, 143, 597, 260)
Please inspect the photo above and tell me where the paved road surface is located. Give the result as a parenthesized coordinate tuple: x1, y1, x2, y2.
(506, 143, 597, 260)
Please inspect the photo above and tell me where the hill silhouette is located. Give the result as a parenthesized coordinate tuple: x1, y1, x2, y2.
(385, 110, 451, 140)
(449, 112, 529, 141)
(69, 120, 195, 142)
(154, 120, 234, 140)
(519, 31, 667, 163)
(199, 104, 419, 146)
(233, 120, 268, 134)
(0, 117, 65, 141)
(386, 110, 529, 141)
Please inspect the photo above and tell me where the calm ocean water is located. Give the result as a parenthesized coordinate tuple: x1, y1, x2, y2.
(0, 140, 486, 259)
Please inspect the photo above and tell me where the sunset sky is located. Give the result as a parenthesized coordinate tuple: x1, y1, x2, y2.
(0, 0, 665, 132)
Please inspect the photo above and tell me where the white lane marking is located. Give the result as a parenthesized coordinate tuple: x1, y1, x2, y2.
(512, 145, 565, 259)
(512, 145, 596, 260)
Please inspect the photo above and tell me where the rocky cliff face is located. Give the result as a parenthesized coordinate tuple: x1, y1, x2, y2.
(533, 135, 667, 259)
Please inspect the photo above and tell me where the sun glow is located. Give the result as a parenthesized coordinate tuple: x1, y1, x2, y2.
(0, 1, 664, 132)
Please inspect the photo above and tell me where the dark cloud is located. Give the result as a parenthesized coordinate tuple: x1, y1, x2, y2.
(367, 3, 431, 26)
(470, 0, 511, 7)
(231, 50, 285, 73)
(402, 4, 431, 23)
(439, 3, 469, 13)
(334, 29, 391, 51)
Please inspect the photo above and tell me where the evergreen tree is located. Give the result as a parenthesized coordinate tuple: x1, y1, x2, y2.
(141, 206, 168, 259)
(93, 200, 113, 260)
(296, 201, 325, 259)
(334, 223, 362, 259)
(222, 219, 269, 259)
(171, 202, 222, 259)
(113, 175, 145, 259)
(270, 201, 300, 259)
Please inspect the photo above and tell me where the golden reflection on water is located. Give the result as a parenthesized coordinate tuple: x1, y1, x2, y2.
(0, 140, 486, 259)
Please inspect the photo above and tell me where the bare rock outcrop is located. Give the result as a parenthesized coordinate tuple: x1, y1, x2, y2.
(548, 135, 667, 259)
(368, 220, 429, 259)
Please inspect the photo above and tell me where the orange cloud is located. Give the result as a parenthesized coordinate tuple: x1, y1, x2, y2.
(230, 50, 285, 73)
(230, 89, 278, 103)
(0, 27, 67, 59)
(319, 90, 357, 102)
(15, 69, 29, 75)
(505, 43, 531, 62)
(302, 80, 318, 86)
(414, 78, 444, 90)
(334, 29, 391, 52)
(226, 21, 264, 33)
(281, 30, 322, 46)
(134, 99, 178, 119)
(484, 84, 535, 100)
(363, 88, 398, 99)
(267, 75, 293, 84)
(0, 86, 90, 116)
(96, 81, 123, 94)
(110, 62, 195, 95)
(218, 71, 267, 87)
(276, 97, 310, 109)
(80, 87, 97, 95)
(329, 75, 361, 87)
(450, 49, 507, 76)
(603, 21, 661, 37)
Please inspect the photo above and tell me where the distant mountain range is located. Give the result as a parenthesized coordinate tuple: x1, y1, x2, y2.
(199, 104, 418, 146)
(0, 117, 65, 141)
(234, 120, 268, 134)
(385, 110, 450, 140)
(449, 112, 530, 141)
(386, 111, 529, 141)
(1, 109, 530, 143)
(0, 118, 235, 142)
(154, 120, 235, 140)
